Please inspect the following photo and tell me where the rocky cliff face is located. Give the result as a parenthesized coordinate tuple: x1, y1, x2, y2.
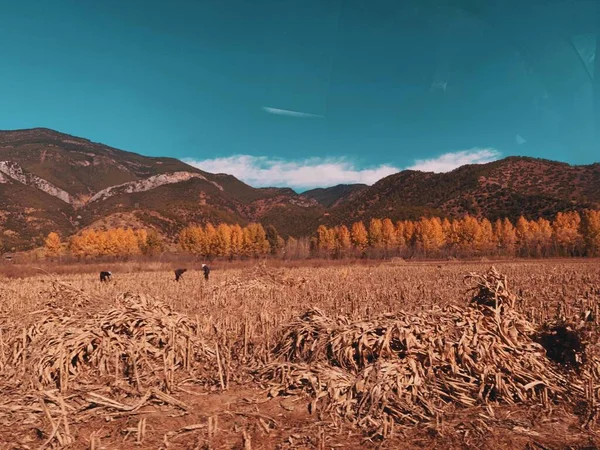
(89, 171, 223, 203)
(0, 161, 74, 205)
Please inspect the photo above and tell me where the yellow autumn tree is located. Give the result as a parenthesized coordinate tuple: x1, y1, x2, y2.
(441, 218, 453, 251)
(204, 223, 219, 257)
(241, 226, 254, 257)
(415, 217, 444, 254)
(456, 215, 482, 254)
(316, 225, 335, 255)
(350, 221, 368, 251)
(122, 228, 142, 257)
(381, 218, 396, 251)
(394, 221, 407, 251)
(216, 223, 232, 258)
(534, 218, 553, 257)
(515, 216, 533, 256)
(402, 220, 416, 248)
(335, 225, 352, 257)
(244, 223, 270, 257)
(45, 232, 63, 258)
(479, 218, 496, 254)
(581, 210, 600, 256)
(552, 211, 583, 256)
(178, 226, 205, 255)
(368, 219, 384, 250)
(494, 218, 517, 256)
(230, 224, 244, 258)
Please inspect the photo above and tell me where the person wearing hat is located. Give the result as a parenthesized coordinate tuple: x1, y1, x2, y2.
(202, 263, 210, 281)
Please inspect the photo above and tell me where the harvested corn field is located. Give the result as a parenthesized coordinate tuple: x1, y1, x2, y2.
(1, 260, 600, 449)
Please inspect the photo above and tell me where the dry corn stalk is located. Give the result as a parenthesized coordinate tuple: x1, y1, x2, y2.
(261, 267, 581, 434)
(3, 293, 218, 392)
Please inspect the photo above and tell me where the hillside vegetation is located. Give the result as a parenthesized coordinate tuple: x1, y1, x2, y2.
(1, 128, 599, 253)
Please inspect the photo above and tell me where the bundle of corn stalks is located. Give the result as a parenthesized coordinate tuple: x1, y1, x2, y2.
(4, 293, 216, 393)
(260, 267, 581, 434)
(464, 266, 517, 310)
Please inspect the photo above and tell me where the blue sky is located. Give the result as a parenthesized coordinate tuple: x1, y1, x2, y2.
(0, 0, 598, 189)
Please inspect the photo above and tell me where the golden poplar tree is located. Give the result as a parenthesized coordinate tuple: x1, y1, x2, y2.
(494, 218, 516, 256)
(394, 221, 407, 251)
(204, 223, 218, 257)
(178, 226, 205, 255)
(350, 221, 368, 251)
(102, 229, 119, 257)
(368, 218, 384, 249)
(581, 210, 600, 256)
(381, 218, 396, 250)
(230, 224, 244, 258)
(216, 223, 232, 258)
(402, 221, 416, 248)
(241, 226, 253, 257)
(122, 228, 141, 256)
(441, 218, 453, 251)
(316, 225, 335, 254)
(552, 211, 583, 256)
(335, 225, 352, 257)
(69, 234, 85, 258)
(45, 232, 63, 258)
(245, 223, 269, 257)
(479, 218, 495, 254)
(415, 217, 444, 254)
(535, 218, 553, 257)
(456, 215, 482, 254)
(516, 216, 533, 256)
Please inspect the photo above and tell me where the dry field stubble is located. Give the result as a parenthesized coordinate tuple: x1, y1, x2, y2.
(0, 260, 599, 449)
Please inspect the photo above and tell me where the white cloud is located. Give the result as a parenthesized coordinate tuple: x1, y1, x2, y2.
(262, 106, 324, 118)
(186, 155, 397, 189)
(407, 148, 500, 173)
(185, 148, 501, 189)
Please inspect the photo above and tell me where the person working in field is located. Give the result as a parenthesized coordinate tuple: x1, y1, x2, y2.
(100, 271, 112, 282)
(202, 264, 210, 281)
(174, 268, 187, 282)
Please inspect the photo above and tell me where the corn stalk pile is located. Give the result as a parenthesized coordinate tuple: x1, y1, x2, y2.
(259, 267, 592, 434)
(4, 293, 216, 392)
(0, 293, 218, 446)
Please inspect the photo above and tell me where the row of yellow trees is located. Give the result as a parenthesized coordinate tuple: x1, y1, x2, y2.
(313, 211, 600, 257)
(43, 223, 282, 259)
(177, 223, 283, 258)
(44, 210, 600, 259)
(45, 228, 163, 258)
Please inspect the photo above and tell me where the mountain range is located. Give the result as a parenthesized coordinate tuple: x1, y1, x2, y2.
(0, 128, 598, 252)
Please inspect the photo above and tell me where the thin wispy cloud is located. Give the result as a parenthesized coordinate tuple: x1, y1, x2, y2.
(262, 106, 324, 119)
(185, 148, 501, 190)
(430, 80, 448, 92)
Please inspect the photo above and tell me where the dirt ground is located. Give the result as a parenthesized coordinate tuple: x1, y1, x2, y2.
(3, 385, 599, 450)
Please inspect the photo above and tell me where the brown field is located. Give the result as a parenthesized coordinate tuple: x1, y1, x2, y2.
(1, 259, 600, 449)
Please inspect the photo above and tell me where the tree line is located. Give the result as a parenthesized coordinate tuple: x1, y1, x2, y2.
(312, 211, 600, 258)
(43, 210, 600, 260)
(44, 228, 164, 259)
